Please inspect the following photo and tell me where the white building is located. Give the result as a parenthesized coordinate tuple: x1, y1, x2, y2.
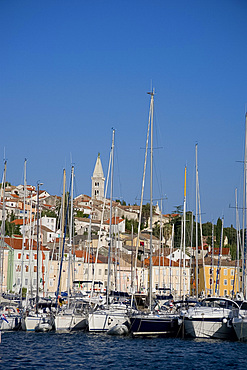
(91, 153, 105, 201)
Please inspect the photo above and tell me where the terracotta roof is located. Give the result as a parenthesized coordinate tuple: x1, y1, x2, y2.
(74, 250, 102, 263)
(106, 217, 124, 225)
(144, 256, 179, 267)
(208, 247, 230, 255)
(11, 219, 28, 225)
(4, 237, 49, 251)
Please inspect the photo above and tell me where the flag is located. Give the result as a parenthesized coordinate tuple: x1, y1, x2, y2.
(1, 314, 9, 324)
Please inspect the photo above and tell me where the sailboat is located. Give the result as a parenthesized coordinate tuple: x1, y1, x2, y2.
(22, 180, 54, 331)
(232, 112, 247, 341)
(129, 91, 179, 337)
(88, 130, 131, 333)
(54, 166, 87, 331)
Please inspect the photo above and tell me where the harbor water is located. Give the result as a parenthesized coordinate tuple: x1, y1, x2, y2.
(1, 331, 247, 369)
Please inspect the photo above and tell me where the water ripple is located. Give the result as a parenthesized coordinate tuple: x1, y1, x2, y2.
(0, 332, 246, 369)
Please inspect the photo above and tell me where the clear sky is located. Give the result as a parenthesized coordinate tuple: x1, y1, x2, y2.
(1, 0, 247, 227)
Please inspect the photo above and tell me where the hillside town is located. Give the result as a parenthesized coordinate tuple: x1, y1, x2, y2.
(0, 153, 239, 302)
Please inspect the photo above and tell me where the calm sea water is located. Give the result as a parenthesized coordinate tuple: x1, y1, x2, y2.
(1, 331, 247, 369)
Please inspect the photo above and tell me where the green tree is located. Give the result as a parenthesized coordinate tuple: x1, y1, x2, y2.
(215, 218, 223, 247)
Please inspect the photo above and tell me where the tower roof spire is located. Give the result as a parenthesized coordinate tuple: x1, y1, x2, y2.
(92, 153, 104, 179)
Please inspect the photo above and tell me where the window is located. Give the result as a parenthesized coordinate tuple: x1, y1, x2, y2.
(26, 255, 29, 260)
(33, 279, 36, 286)
(34, 266, 37, 272)
(99, 269, 102, 275)
(49, 279, 54, 287)
(224, 269, 227, 276)
(25, 279, 28, 286)
(224, 279, 227, 286)
(34, 254, 37, 260)
(17, 278, 20, 285)
(105, 269, 108, 275)
(231, 279, 234, 286)
(18, 253, 21, 259)
(26, 266, 29, 272)
(231, 269, 234, 276)
(224, 289, 228, 296)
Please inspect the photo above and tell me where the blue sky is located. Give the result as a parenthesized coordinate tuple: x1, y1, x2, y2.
(1, 0, 247, 226)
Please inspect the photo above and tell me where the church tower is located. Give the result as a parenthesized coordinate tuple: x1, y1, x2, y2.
(91, 153, 105, 201)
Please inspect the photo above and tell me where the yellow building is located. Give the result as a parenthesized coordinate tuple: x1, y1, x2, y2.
(197, 257, 240, 297)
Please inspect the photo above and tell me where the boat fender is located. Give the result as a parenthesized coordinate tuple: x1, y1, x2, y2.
(222, 317, 227, 324)
(178, 318, 183, 326)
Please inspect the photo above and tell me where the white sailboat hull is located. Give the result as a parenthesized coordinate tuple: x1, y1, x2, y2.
(88, 309, 129, 333)
(22, 314, 54, 331)
(184, 317, 233, 339)
(55, 314, 87, 331)
(0, 316, 21, 331)
(232, 317, 247, 341)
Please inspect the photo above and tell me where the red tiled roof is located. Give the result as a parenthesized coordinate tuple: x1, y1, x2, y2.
(4, 237, 49, 251)
(106, 216, 124, 225)
(144, 256, 179, 267)
(11, 219, 28, 225)
(75, 250, 103, 263)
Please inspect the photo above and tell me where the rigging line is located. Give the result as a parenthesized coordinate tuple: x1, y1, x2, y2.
(153, 158, 164, 202)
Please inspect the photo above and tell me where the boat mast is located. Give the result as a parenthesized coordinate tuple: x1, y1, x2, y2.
(211, 222, 214, 294)
(36, 181, 43, 312)
(243, 113, 247, 298)
(90, 148, 112, 304)
(148, 90, 154, 311)
(158, 199, 162, 289)
(169, 224, 174, 291)
(20, 159, 27, 304)
(106, 128, 115, 307)
(67, 165, 74, 307)
(0, 161, 7, 295)
(195, 144, 199, 298)
(235, 188, 241, 295)
(182, 166, 187, 300)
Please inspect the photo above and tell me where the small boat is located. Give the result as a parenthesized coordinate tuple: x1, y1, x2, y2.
(35, 317, 53, 332)
(107, 322, 129, 335)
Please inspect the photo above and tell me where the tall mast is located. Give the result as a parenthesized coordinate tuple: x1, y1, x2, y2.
(235, 188, 241, 294)
(131, 93, 151, 306)
(211, 222, 214, 294)
(36, 181, 43, 312)
(59, 169, 66, 262)
(107, 129, 115, 307)
(243, 113, 247, 298)
(195, 144, 199, 298)
(183, 166, 187, 300)
(67, 165, 74, 307)
(20, 159, 27, 304)
(148, 90, 154, 311)
(158, 199, 163, 289)
(0, 161, 7, 295)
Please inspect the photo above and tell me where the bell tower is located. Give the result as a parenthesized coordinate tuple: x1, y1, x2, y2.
(91, 153, 105, 200)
